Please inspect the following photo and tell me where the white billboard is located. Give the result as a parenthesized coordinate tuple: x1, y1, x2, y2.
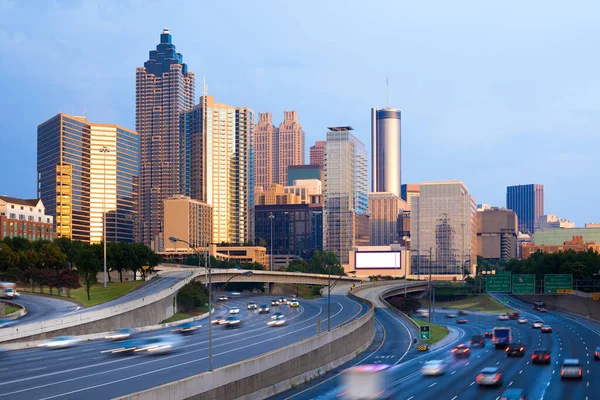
(355, 251, 402, 270)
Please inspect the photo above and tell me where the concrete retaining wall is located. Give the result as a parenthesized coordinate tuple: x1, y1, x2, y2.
(1, 301, 27, 320)
(118, 296, 375, 400)
(0, 271, 199, 344)
(517, 294, 600, 321)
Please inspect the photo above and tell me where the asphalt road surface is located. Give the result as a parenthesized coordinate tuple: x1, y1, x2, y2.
(0, 294, 365, 400)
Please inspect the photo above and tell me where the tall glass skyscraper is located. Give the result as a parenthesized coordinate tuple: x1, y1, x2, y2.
(37, 113, 139, 243)
(411, 181, 476, 276)
(506, 184, 544, 234)
(180, 95, 255, 244)
(371, 108, 401, 197)
(136, 29, 195, 248)
(323, 127, 369, 264)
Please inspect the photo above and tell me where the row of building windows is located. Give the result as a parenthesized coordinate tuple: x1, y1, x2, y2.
(2, 231, 53, 241)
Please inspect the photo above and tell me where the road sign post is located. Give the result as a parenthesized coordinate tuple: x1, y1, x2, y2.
(486, 273, 512, 292)
(420, 325, 430, 341)
(544, 274, 573, 294)
(512, 274, 535, 294)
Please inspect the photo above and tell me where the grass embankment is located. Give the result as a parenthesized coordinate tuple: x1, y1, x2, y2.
(3, 305, 20, 315)
(278, 283, 322, 299)
(19, 280, 145, 307)
(411, 317, 449, 345)
(161, 306, 209, 324)
(421, 293, 512, 314)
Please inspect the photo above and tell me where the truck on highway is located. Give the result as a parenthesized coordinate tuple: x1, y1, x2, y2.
(492, 327, 511, 349)
(0, 282, 19, 300)
(341, 364, 394, 399)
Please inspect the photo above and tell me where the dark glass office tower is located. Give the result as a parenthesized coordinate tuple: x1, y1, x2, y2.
(506, 184, 544, 234)
(136, 29, 195, 249)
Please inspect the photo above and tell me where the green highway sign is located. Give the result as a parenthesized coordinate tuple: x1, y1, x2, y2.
(420, 325, 430, 341)
(486, 273, 512, 292)
(544, 274, 573, 294)
(512, 274, 535, 294)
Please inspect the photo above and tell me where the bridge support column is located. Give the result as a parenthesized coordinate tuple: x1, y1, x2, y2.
(264, 282, 275, 294)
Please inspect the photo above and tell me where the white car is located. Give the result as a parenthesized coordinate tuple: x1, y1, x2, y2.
(289, 300, 300, 307)
(517, 318, 528, 324)
(104, 328, 135, 341)
(38, 336, 81, 349)
(268, 313, 286, 326)
(497, 314, 510, 321)
(229, 307, 240, 315)
(421, 360, 446, 376)
(532, 320, 544, 329)
(476, 367, 503, 386)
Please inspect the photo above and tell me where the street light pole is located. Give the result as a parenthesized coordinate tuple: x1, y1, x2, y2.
(269, 213, 274, 271)
(429, 247, 432, 323)
(327, 264, 331, 332)
(99, 146, 110, 288)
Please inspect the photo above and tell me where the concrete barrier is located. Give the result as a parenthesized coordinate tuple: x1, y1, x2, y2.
(517, 294, 600, 321)
(0, 271, 199, 344)
(1, 301, 27, 320)
(118, 296, 375, 400)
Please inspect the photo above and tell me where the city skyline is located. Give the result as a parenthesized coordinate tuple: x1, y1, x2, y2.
(2, 1, 599, 226)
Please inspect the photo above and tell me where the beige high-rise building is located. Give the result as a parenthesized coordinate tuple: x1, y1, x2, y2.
(369, 192, 408, 246)
(253, 111, 304, 191)
(476, 207, 518, 260)
(310, 140, 326, 166)
(401, 184, 420, 210)
(255, 184, 303, 206)
(163, 195, 211, 251)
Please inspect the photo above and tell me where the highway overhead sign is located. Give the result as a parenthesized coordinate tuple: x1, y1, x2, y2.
(512, 274, 535, 294)
(420, 325, 431, 340)
(486, 273, 511, 292)
(544, 274, 573, 294)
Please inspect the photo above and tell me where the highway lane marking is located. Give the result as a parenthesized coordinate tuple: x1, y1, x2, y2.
(519, 370, 522, 374)
(428, 382, 437, 388)
(509, 381, 513, 386)
(451, 397, 457, 400)
(477, 355, 480, 358)
(451, 371, 456, 375)
(526, 362, 530, 365)
(465, 362, 469, 366)
(407, 397, 414, 400)
(587, 382, 590, 387)
(469, 382, 475, 387)
(24, 357, 43, 362)
(495, 361, 500, 365)
(379, 308, 413, 365)
(28, 367, 46, 372)
(58, 357, 74, 361)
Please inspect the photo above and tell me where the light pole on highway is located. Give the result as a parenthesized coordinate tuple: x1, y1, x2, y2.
(170, 236, 214, 371)
(99, 146, 110, 288)
(327, 269, 356, 332)
(213, 270, 254, 298)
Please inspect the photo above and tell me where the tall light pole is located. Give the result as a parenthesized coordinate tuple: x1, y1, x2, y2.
(170, 236, 214, 371)
(428, 247, 433, 323)
(328, 269, 356, 332)
(268, 213, 275, 271)
(99, 146, 110, 288)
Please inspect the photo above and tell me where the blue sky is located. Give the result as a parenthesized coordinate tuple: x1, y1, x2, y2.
(1, 0, 598, 226)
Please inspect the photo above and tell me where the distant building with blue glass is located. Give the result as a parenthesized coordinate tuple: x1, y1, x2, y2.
(506, 184, 544, 234)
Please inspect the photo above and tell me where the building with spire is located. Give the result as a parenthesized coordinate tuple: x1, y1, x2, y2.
(136, 29, 195, 249)
(371, 107, 402, 197)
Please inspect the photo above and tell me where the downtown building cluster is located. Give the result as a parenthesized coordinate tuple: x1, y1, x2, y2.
(22, 29, 596, 278)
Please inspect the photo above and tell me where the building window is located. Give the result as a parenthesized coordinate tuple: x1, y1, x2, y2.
(9, 213, 15, 219)
(10, 205, 14, 209)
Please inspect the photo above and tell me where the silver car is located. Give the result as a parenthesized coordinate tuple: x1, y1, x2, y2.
(421, 360, 446, 376)
(476, 367, 502, 386)
(561, 359, 582, 379)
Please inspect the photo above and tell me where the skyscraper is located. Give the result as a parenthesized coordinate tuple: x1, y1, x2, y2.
(411, 181, 477, 276)
(37, 113, 139, 243)
(181, 95, 254, 244)
(310, 140, 326, 166)
(401, 184, 420, 210)
(253, 111, 304, 191)
(136, 29, 195, 248)
(476, 207, 518, 261)
(506, 184, 544, 234)
(368, 192, 407, 246)
(371, 108, 402, 197)
(323, 127, 369, 264)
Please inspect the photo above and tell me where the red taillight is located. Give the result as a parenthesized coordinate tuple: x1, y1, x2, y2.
(506, 347, 509, 352)
(561, 370, 564, 376)
(544, 355, 550, 359)
(579, 369, 582, 376)
(532, 355, 536, 360)
(476, 374, 482, 382)
(494, 374, 501, 382)
(452, 349, 457, 352)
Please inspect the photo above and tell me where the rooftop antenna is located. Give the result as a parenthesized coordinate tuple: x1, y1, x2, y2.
(386, 77, 389, 108)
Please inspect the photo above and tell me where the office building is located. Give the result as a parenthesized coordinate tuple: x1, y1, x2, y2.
(368, 192, 407, 246)
(162, 195, 211, 252)
(253, 111, 304, 190)
(522, 236, 600, 258)
(371, 108, 402, 197)
(0, 196, 55, 241)
(535, 215, 575, 230)
(283, 179, 322, 203)
(398, 210, 411, 246)
(401, 184, 420, 210)
(37, 113, 139, 243)
(586, 223, 600, 228)
(506, 184, 544, 234)
(323, 127, 369, 264)
(532, 227, 600, 246)
(255, 184, 302, 205)
(181, 95, 254, 245)
(411, 181, 477, 276)
(476, 207, 518, 260)
(136, 29, 195, 248)
(287, 165, 323, 185)
(310, 140, 326, 166)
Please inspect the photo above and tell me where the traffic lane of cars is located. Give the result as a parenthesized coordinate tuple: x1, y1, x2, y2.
(0, 297, 364, 399)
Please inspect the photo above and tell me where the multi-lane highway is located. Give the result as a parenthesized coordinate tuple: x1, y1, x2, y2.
(275, 293, 600, 400)
(0, 294, 365, 399)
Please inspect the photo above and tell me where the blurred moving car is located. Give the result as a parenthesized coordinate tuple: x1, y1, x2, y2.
(421, 360, 446, 376)
(341, 364, 393, 400)
(539, 307, 548, 313)
(137, 335, 184, 355)
(452, 344, 470, 358)
(458, 310, 469, 315)
(456, 318, 468, 324)
(278, 297, 287, 305)
(102, 338, 147, 355)
(509, 312, 520, 319)
(532, 320, 543, 329)
(247, 301, 258, 310)
(446, 314, 457, 319)
(38, 336, 81, 349)
(105, 328, 135, 341)
(212, 316, 229, 325)
(560, 359, 583, 379)
(517, 318, 528, 324)
(271, 299, 280, 306)
(229, 307, 240, 315)
(172, 322, 199, 335)
(484, 330, 493, 339)
(532, 348, 551, 364)
(498, 314, 510, 321)
(258, 304, 270, 314)
(506, 343, 525, 357)
(541, 325, 553, 333)
(476, 367, 503, 386)
(533, 301, 545, 311)
(230, 292, 241, 296)
(470, 335, 484, 348)
(500, 388, 526, 400)
(289, 299, 300, 307)
(267, 312, 286, 326)
(595, 346, 600, 360)
(224, 316, 242, 329)
(218, 295, 228, 301)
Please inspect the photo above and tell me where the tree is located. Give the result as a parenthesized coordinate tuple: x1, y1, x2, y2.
(59, 269, 81, 297)
(39, 243, 68, 270)
(308, 251, 344, 275)
(177, 282, 208, 312)
(74, 247, 102, 301)
(388, 296, 422, 315)
(286, 259, 309, 273)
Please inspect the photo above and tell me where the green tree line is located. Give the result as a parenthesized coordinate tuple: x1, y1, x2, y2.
(505, 249, 600, 280)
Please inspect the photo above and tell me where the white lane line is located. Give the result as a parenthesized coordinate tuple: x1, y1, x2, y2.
(509, 381, 513, 386)
(380, 308, 413, 365)
(587, 382, 590, 388)
(469, 382, 475, 387)
(519, 370, 523, 374)
(407, 397, 414, 400)
(428, 382, 437, 388)
(495, 361, 500, 365)
(451, 397, 457, 400)
(553, 370, 555, 374)
(465, 362, 470, 366)
(526, 361, 530, 365)
(28, 367, 46, 372)
(58, 357, 74, 361)
(451, 371, 456, 375)
(477, 355, 481, 358)
(24, 357, 43, 362)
